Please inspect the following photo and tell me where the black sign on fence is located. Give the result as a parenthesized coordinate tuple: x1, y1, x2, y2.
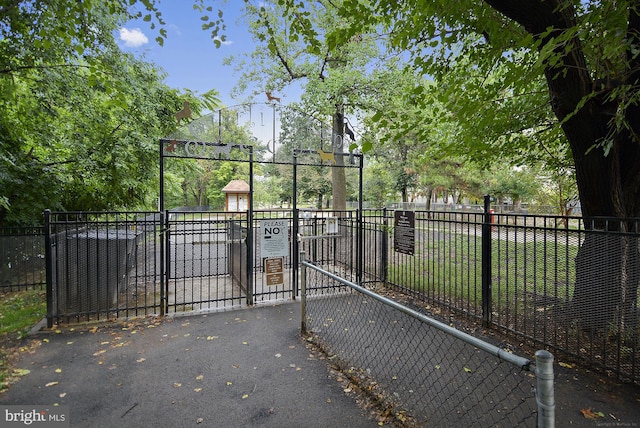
(394, 210, 415, 255)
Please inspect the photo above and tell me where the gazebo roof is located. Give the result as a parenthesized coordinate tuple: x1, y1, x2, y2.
(221, 179, 250, 193)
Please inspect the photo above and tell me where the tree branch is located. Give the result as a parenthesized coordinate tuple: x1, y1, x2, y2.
(0, 63, 93, 75)
(0, 0, 21, 18)
(259, 8, 306, 81)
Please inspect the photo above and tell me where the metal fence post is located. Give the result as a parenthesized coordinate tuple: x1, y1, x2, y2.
(535, 350, 555, 428)
(162, 211, 169, 316)
(245, 209, 254, 306)
(300, 251, 307, 333)
(44, 209, 54, 328)
(482, 194, 493, 327)
(292, 154, 299, 298)
(381, 207, 388, 283)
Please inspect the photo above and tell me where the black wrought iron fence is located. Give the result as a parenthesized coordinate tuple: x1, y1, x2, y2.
(296, 210, 361, 283)
(0, 226, 45, 291)
(489, 215, 639, 386)
(2, 204, 638, 384)
(379, 206, 640, 385)
(383, 209, 486, 319)
(44, 211, 163, 326)
(300, 255, 555, 427)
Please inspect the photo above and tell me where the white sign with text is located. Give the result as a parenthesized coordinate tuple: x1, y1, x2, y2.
(260, 219, 289, 258)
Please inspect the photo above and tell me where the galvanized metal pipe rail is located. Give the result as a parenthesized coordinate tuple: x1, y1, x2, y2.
(299, 251, 555, 427)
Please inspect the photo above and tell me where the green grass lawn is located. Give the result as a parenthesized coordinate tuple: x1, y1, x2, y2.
(387, 230, 579, 307)
(0, 288, 46, 391)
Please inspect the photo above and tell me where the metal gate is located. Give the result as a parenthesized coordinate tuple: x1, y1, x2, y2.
(164, 210, 297, 314)
(44, 209, 300, 326)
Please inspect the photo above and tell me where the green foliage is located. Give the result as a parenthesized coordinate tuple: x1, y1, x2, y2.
(271, 0, 640, 218)
(485, 166, 541, 207)
(363, 162, 393, 207)
(162, 107, 261, 210)
(0, 0, 211, 225)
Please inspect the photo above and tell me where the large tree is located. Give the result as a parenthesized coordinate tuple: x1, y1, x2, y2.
(263, 0, 640, 332)
(227, 1, 397, 210)
(267, 0, 639, 219)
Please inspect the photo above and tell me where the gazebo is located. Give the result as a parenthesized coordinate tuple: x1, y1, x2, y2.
(222, 179, 250, 212)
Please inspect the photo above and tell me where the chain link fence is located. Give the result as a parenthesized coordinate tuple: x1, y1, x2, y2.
(301, 253, 554, 427)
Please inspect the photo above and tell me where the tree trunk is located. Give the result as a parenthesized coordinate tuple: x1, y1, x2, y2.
(485, 0, 640, 333)
(573, 229, 640, 334)
(332, 108, 347, 211)
(426, 188, 433, 211)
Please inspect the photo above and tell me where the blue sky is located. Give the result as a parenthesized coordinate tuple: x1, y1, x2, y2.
(117, 1, 288, 148)
(118, 1, 255, 106)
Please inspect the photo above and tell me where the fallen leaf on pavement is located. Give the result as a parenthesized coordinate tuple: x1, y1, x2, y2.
(580, 408, 605, 419)
(45, 381, 59, 387)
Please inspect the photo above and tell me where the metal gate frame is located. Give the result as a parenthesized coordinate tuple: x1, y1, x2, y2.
(291, 149, 365, 290)
(159, 111, 365, 314)
(160, 138, 255, 314)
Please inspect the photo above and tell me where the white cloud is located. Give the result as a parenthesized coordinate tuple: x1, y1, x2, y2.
(119, 28, 149, 48)
(214, 36, 233, 46)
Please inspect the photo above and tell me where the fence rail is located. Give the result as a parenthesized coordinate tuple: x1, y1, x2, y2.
(0, 226, 45, 291)
(300, 254, 555, 427)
